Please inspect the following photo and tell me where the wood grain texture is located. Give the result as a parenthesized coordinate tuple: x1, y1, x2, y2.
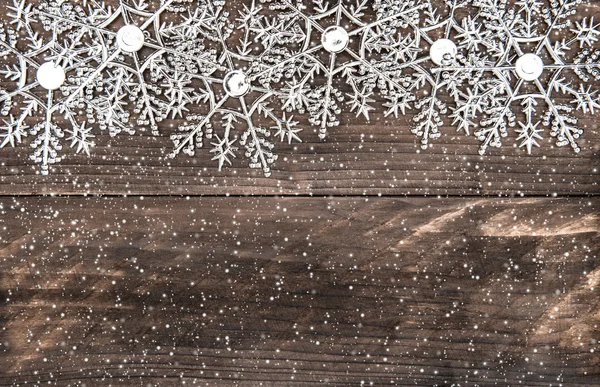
(1, 197, 598, 385)
(1, 113, 598, 196)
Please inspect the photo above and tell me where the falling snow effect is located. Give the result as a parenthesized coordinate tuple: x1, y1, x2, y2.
(0, 2, 598, 385)
(0, 0, 598, 175)
(0, 196, 598, 384)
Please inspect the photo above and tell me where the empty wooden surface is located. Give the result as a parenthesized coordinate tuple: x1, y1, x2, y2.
(0, 197, 598, 385)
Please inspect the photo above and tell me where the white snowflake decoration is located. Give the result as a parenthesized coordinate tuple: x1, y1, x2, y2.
(167, 0, 302, 177)
(0, 0, 598, 175)
(240, 0, 428, 139)
(374, 0, 490, 149)
(34, 0, 220, 136)
(0, 0, 97, 174)
(441, 0, 600, 154)
(1, 0, 221, 174)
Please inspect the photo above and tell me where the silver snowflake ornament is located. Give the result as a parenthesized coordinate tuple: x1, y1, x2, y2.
(167, 0, 302, 177)
(0, 0, 96, 175)
(441, 0, 600, 154)
(375, 0, 490, 149)
(34, 0, 221, 136)
(239, 0, 427, 139)
(1, 0, 221, 174)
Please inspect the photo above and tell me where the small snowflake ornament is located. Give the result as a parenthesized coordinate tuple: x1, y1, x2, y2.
(376, 0, 491, 149)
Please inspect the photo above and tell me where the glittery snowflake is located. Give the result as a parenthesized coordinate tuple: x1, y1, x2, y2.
(0, 0, 96, 174)
(444, 0, 600, 154)
(374, 0, 491, 149)
(34, 0, 221, 136)
(239, 0, 427, 139)
(167, 0, 302, 177)
(1, 0, 221, 174)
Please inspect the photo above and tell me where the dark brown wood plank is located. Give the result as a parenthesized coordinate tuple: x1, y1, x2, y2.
(1, 113, 598, 196)
(1, 197, 598, 385)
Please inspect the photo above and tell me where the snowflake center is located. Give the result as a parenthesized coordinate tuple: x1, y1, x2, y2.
(516, 54, 544, 81)
(321, 26, 349, 54)
(430, 39, 457, 66)
(36, 61, 65, 90)
(223, 71, 250, 97)
(116, 25, 145, 53)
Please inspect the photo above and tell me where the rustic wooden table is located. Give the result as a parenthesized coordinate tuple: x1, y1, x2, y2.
(0, 0, 599, 385)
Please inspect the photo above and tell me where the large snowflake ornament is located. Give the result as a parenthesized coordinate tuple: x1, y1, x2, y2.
(443, 0, 600, 154)
(0, 0, 97, 174)
(33, 0, 222, 136)
(167, 0, 303, 177)
(239, 0, 428, 139)
(1, 0, 221, 174)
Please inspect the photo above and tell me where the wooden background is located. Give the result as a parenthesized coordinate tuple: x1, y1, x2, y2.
(0, 197, 598, 385)
(1, 0, 599, 386)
